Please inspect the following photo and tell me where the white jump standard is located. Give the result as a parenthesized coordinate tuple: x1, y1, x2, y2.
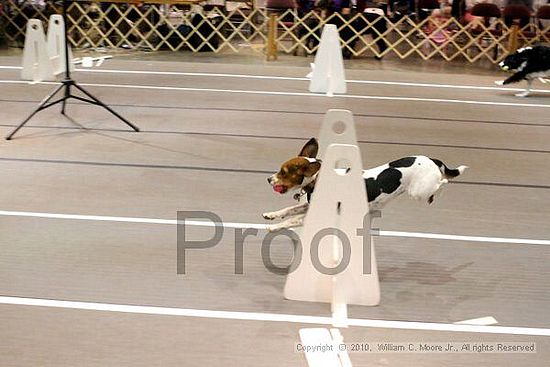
(262, 109, 468, 318)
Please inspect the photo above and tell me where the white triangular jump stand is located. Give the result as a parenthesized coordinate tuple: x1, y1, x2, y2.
(47, 15, 74, 75)
(308, 24, 347, 96)
(21, 19, 55, 83)
(284, 111, 380, 320)
(284, 144, 380, 310)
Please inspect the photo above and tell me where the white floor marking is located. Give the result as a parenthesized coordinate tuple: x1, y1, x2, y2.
(0, 65, 548, 94)
(379, 230, 550, 246)
(330, 329, 352, 367)
(454, 316, 499, 326)
(1, 210, 549, 246)
(0, 79, 548, 109)
(300, 328, 345, 367)
(1, 296, 549, 336)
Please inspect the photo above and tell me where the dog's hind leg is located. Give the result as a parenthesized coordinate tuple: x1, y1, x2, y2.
(263, 202, 309, 221)
(515, 79, 532, 97)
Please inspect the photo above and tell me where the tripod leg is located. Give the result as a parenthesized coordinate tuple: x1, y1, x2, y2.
(61, 97, 67, 115)
(6, 83, 66, 140)
(72, 84, 139, 132)
(61, 82, 70, 115)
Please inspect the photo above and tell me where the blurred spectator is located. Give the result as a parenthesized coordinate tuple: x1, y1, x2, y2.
(534, 0, 549, 9)
(388, 0, 416, 19)
(0, 4, 5, 48)
(451, 0, 467, 18)
(506, 0, 534, 10)
(297, 0, 316, 15)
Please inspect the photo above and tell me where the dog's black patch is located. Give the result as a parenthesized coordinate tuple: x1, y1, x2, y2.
(378, 168, 403, 193)
(430, 157, 461, 178)
(365, 178, 381, 202)
(389, 157, 416, 168)
(430, 158, 443, 168)
(365, 168, 403, 202)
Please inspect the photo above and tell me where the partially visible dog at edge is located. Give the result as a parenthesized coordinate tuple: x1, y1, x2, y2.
(262, 138, 468, 232)
(495, 45, 550, 97)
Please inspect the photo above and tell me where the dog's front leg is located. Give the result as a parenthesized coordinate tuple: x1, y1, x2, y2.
(266, 214, 306, 232)
(495, 71, 526, 86)
(263, 202, 309, 221)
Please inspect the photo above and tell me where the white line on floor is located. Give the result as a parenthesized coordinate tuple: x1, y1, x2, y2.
(0, 65, 548, 94)
(454, 316, 499, 326)
(0, 296, 549, 336)
(1, 210, 549, 246)
(0, 80, 548, 109)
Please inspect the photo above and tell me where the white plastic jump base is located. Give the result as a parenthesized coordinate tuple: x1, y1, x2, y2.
(21, 19, 55, 82)
(308, 24, 347, 96)
(284, 143, 380, 307)
(47, 15, 74, 75)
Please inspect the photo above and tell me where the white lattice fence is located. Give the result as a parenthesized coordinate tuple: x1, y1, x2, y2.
(516, 21, 550, 46)
(1, 0, 267, 52)
(2, 1, 548, 62)
(275, 10, 535, 63)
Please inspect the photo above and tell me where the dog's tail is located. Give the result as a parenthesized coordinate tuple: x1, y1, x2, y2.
(430, 158, 468, 179)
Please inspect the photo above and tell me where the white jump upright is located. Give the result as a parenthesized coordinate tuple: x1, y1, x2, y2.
(285, 110, 380, 322)
(317, 109, 358, 160)
(21, 19, 55, 82)
(294, 109, 358, 208)
(47, 15, 74, 75)
(308, 24, 347, 96)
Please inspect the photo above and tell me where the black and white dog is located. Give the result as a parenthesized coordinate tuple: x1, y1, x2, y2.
(263, 138, 468, 231)
(495, 45, 550, 97)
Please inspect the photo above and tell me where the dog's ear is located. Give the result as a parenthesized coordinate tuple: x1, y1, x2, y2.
(299, 138, 319, 158)
(303, 160, 321, 177)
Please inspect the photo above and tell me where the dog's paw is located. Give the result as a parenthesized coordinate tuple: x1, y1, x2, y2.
(262, 212, 277, 220)
(494, 80, 505, 86)
(515, 91, 530, 97)
(265, 224, 281, 232)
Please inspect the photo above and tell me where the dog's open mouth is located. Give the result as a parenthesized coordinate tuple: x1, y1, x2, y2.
(273, 185, 288, 194)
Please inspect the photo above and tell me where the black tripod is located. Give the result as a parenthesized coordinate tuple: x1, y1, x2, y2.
(6, 0, 139, 140)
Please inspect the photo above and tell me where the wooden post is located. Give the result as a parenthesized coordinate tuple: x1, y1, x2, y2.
(508, 24, 519, 54)
(266, 13, 278, 61)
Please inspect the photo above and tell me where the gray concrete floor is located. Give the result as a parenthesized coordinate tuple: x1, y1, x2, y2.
(0, 53, 549, 366)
